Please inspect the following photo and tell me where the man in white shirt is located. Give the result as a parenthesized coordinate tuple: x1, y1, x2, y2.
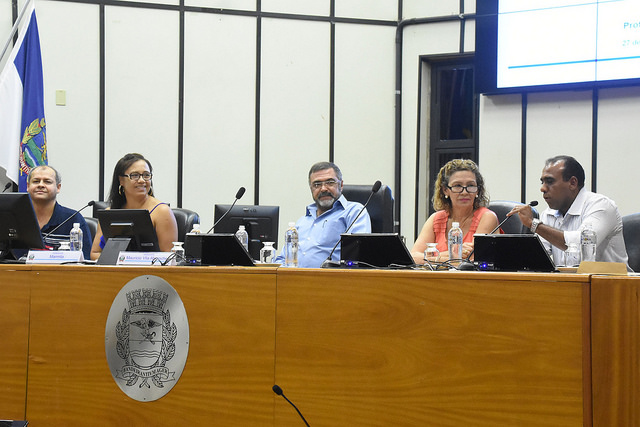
(509, 155, 629, 268)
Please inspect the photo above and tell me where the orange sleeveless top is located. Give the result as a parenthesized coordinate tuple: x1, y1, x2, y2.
(432, 207, 491, 253)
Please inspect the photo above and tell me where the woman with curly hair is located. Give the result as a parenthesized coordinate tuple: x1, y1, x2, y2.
(411, 159, 498, 264)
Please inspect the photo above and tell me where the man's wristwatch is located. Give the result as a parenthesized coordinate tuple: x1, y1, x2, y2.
(530, 218, 541, 234)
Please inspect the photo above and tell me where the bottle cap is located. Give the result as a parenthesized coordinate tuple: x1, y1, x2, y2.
(288, 222, 295, 227)
(73, 222, 80, 228)
(452, 222, 459, 228)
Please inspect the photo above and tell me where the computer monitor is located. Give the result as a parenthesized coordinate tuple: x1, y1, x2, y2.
(340, 233, 415, 268)
(213, 204, 279, 260)
(473, 234, 556, 272)
(96, 209, 160, 265)
(0, 193, 45, 260)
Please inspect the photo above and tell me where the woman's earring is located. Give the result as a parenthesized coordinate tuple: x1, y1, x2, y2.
(119, 185, 124, 195)
(445, 195, 449, 199)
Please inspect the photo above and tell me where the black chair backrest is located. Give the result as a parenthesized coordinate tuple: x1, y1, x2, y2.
(84, 216, 98, 242)
(172, 208, 200, 242)
(341, 184, 394, 233)
(622, 213, 640, 272)
(488, 201, 539, 234)
(92, 201, 110, 217)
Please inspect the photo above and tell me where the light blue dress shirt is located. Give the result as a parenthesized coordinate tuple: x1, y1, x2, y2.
(275, 195, 371, 268)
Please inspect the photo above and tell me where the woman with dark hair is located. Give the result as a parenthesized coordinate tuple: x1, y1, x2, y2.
(410, 159, 499, 264)
(90, 153, 178, 260)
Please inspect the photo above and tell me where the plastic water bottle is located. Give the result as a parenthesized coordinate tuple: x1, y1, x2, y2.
(581, 223, 597, 262)
(188, 223, 201, 235)
(284, 222, 299, 267)
(70, 223, 83, 252)
(170, 242, 185, 266)
(448, 221, 463, 261)
(235, 225, 249, 252)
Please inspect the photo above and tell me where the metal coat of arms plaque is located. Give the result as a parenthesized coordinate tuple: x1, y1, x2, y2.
(105, 275, 190, 401)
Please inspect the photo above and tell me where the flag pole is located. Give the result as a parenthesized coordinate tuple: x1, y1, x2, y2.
(0, 0, 34, 64)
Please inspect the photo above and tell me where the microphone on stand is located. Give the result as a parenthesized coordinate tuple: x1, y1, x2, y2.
(2, 182, 12, 192)
(272, 385, 311, 427)
(206, 187, 245, 234)
(42, 200, 95, 241)
(460, 200, 539, 270)
(488, 200, 538, 235)
(321, 180, 382, 269)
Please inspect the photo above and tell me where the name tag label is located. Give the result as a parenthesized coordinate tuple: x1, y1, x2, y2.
(26, 250, 84, 264)
(115, 252, 172, 266)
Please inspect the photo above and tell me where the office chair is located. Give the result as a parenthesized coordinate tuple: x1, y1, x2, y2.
(92, 200, 110, 217)
(172, 207, 200, 242)
(84, 216, 98, 241)
(488, 200, 539, 234)
(622, 213, 640, 272)
(342, 184, 394, 233)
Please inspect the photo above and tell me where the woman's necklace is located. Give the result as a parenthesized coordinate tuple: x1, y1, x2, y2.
(450, 212, 473, 229)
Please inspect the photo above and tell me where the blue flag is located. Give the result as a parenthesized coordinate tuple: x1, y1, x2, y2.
(0, 1, 47, 191)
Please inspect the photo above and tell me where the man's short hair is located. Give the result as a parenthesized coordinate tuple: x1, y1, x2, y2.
(545, 155, 585, 188)
(308, 162, 342, 182)
(27, 165, 61, 186)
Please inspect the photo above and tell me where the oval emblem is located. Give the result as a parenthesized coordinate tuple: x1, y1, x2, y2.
(105, 275, 190, 402)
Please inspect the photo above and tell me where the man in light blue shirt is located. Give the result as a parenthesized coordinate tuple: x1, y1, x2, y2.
(275, 161, 371, 268)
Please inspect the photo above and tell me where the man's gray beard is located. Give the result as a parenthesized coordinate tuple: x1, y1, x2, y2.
(316, 197, 336, 211)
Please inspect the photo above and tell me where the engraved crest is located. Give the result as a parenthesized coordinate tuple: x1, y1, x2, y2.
(106, 275, 189, 401)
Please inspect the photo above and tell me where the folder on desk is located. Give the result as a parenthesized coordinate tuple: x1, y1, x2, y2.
(473, 234, 556, 272)
(340, 233, 415, 268)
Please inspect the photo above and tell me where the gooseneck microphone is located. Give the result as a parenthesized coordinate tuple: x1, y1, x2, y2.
(42, 200, 95, 240)
(321, 180, 382, 268)
(488, 200, 538, 235)
(2, 182, 12, 192)
(272, 385, 311, 427)
(206, 187, 246, 234)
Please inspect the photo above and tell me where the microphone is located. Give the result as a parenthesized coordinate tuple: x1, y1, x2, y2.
(2, 182, 12, 192)
(460, 201, 539, 270)
(42, 200, 95, 240)
(206, 187, 245, 233)
(488, 200, 538, 235)
(321, 180, 382, 268)
(272, 385, 311, 427)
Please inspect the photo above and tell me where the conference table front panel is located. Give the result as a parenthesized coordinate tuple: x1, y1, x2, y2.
(0, 266, 31, 420)
(274, 269, 590, 427)
(24, 265, 278, 426)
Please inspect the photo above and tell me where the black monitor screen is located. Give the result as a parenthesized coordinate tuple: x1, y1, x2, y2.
(213, 204, 279, 260)
(475, 0, 640, 94)
(96, 209, 159, 264)
(0, 193, 45, 259)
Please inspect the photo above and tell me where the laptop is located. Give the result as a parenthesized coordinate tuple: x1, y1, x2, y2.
(185, 233, 255, 266)
(340, 233, 415, 268)
(473, 234, 556, 272)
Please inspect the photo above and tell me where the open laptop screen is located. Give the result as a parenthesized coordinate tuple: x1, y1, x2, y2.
(473, 234, 556, 272)
(340, 233, 415, 268)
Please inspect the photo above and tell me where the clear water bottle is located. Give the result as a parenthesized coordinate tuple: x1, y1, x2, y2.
(170, 241, 185, 266)
(425, 243, 440, 262)
(70, 223, 83, 252)
(580, 223, 597, 262)
(188, 223, 201, 235)
(284, 222, 299, 267)
(235, 225, 249, 252)
(260, 242, 276, 263)
(448, 221, 463, 261)
(564, 243, 581, 267)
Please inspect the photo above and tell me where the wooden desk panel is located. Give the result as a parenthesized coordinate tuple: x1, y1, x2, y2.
(591, 275, 640, 427)
(274, 270, 590, 427)
(25, 266, 277, 426)
(0, 267, 31, 419)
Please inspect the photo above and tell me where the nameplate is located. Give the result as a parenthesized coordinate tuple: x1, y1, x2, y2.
(26, 250, 84, 264)
(116, 252, 172, 266)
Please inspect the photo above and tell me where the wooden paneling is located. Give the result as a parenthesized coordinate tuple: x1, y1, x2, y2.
(274, 270, 590, 427)
(0, 267, 31, 420)
(25, 266, 277, 426)
(591, 275, 640, 426)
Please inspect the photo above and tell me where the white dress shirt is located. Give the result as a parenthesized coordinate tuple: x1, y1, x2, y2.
(539, 187, 630, 269)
